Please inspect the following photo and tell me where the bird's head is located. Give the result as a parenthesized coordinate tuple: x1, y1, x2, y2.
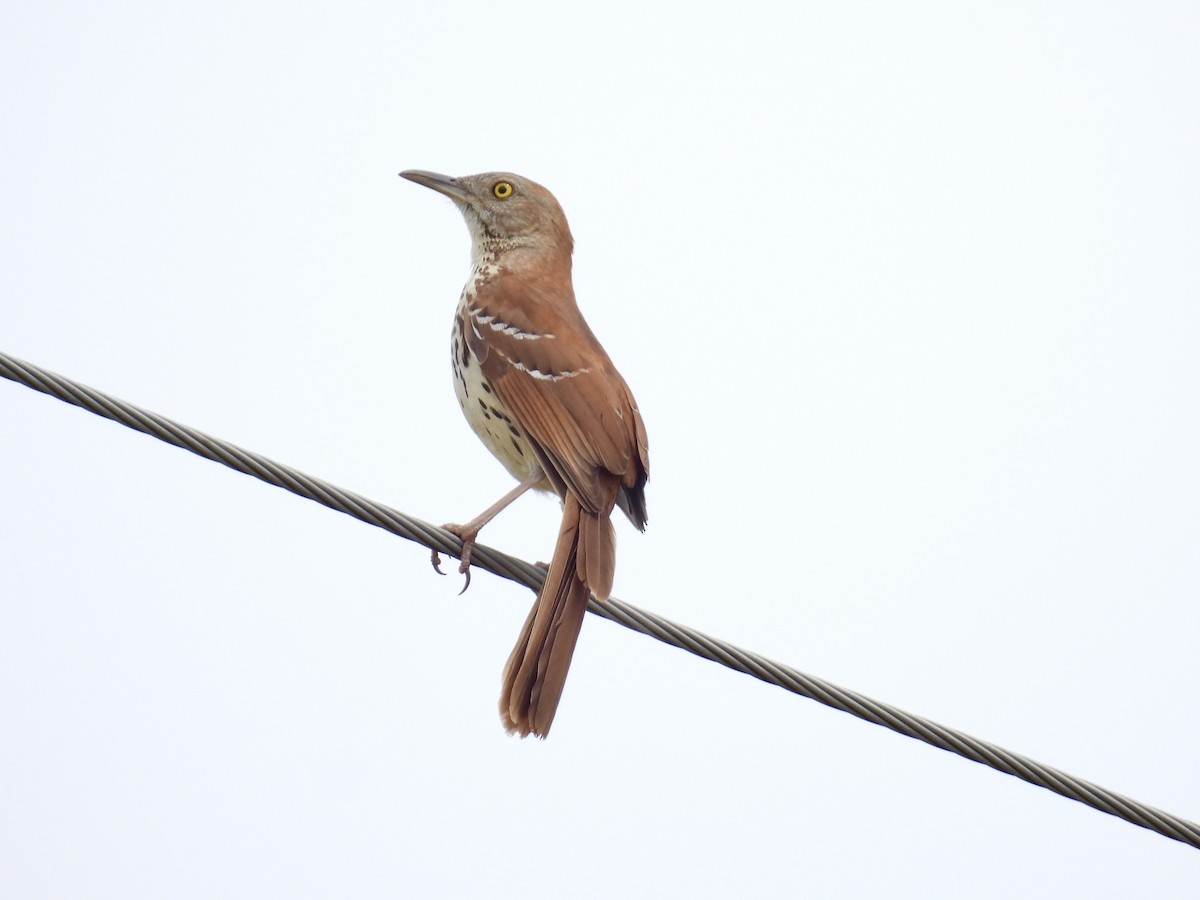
(400, 170, 574, 267)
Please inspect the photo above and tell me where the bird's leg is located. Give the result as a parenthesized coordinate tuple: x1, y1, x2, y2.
(432, 468, 544, 592)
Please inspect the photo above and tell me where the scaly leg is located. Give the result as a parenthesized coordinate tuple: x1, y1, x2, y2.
(432, 468, 544, 592)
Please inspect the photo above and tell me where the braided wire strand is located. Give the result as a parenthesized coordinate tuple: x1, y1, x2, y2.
(2, 349, 1197, 850)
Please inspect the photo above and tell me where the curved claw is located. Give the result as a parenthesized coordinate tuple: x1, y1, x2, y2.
(431, 523, 477, 593)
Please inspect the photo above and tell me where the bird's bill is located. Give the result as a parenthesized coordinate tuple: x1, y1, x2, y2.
(399, 169, 472, 203)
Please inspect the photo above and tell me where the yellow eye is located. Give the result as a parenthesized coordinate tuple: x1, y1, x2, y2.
(493, 181, 514, 199)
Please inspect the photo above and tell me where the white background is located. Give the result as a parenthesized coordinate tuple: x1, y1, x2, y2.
(2, 2, 1198, 896)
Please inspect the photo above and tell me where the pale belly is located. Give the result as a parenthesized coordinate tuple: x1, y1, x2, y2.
(451, 319, 543, 484)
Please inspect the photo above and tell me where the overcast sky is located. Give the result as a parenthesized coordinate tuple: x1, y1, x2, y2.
(2, 2, 1199, 897)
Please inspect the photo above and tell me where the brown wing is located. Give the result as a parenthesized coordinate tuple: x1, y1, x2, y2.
(465, 272, 648, 523)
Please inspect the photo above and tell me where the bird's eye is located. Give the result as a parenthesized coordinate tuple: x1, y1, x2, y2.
(493, 181, 514, 199)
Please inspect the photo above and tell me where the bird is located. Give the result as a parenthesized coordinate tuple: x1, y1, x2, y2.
(400, 169, 649, 738)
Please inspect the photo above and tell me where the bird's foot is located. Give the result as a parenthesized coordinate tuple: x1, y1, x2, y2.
(431, 522, 478, 594)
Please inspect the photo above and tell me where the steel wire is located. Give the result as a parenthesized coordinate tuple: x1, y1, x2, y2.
(3, 348, 1197, 850)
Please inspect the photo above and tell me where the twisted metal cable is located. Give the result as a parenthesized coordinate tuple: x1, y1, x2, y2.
(3, 348, 1198, 850)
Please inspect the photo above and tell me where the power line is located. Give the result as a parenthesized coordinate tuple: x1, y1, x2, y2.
(3, 348, 1198, 850)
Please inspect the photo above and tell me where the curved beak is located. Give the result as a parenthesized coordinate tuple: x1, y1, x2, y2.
(399, 169, 472, 204)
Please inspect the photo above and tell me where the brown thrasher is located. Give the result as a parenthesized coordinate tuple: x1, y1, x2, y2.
(400, 170, 649, 738)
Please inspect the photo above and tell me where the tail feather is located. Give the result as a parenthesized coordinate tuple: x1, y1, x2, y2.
(500, 494, 614, 738)
(577, 507, 615, 601)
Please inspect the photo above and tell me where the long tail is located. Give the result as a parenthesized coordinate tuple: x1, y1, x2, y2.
(500, 492, 615, 738)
